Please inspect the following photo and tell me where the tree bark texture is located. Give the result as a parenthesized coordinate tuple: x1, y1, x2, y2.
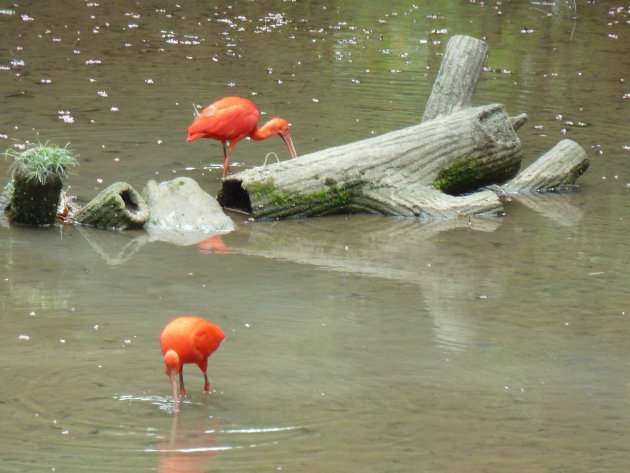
(219, 104, 521, 219)
(73, 182, 149, 230)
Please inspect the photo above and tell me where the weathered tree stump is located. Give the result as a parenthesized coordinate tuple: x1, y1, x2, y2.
(3, 141, 78, 226)
(73, 182, 149, 230)
(10, 163, 63, 226)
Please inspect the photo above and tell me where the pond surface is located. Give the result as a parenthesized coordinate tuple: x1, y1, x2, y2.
(1, 1, 629, 472)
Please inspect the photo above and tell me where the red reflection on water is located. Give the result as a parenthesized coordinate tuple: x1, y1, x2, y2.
(157, 413, 223, 473)
(198, 235, 236, 255)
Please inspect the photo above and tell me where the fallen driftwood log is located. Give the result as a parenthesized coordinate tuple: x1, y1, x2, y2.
(219, 103, 519, 219)
(218, 34, 589, 220)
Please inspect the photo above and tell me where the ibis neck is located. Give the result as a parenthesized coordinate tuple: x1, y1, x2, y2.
(250, 121, 276, 141)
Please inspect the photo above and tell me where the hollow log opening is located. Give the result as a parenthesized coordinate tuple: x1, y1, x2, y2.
(217, 180, 252, 214)
(120, 189, 139, 212)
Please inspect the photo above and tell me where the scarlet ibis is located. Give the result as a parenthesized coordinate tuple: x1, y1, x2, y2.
(186, 96, 298, 178)
(160, 316, 225, 410)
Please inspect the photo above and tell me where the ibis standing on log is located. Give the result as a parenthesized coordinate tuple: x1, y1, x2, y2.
(187, 96, 298, 178)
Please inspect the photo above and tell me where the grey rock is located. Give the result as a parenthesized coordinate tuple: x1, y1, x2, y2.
(144, 177, 234, 236)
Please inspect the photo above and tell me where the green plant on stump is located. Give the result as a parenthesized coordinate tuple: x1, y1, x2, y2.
(4, 141, 78, 226)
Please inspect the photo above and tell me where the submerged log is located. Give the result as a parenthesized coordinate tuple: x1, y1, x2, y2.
(73, 182, 149, 230)
(219, 103, 521, 219)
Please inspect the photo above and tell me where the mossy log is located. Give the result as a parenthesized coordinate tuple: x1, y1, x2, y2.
(218, 35, 523, 220)
(219, 103, 521, 219)
(73, 181, 149, 230)
(216, 34, 587, 220)
(9, 164, 62, 226)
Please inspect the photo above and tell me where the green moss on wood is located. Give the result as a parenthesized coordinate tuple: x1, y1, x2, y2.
(247, 180, 354, 218)
(569, 158, 589, 182)
(433, 159, 481, 194)
(74, 182, 148, 230)
(9, 172, 62, 225)
(434, 157, 520, 195)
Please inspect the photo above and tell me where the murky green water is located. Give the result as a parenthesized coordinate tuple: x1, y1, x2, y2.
(1, 1, 629, 472)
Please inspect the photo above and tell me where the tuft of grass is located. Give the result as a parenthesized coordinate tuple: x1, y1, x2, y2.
(5, 141, 78, 185)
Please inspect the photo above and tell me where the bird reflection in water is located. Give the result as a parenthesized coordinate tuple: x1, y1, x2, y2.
(198, 235, 236, 255)
(155, 411, 226, 473)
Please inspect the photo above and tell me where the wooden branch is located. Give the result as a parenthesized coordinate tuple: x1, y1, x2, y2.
(422, 35, 488, 122)
(353, 185, 502, 219)
(219, 103, 523, 219)
(505, 139, 589, 193)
